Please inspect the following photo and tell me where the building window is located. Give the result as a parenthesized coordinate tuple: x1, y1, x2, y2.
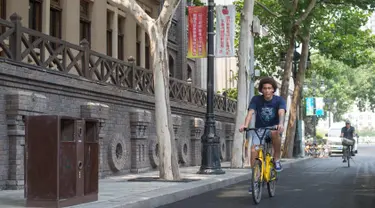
(0, 0, 6, 36)
(145, 11, 151, 69)
(29, 0, 42, 32)
(118, 16, 124, 60)
(80, 0, 91, 44)
(106, 11, 112, 56)
(145, 34, 150, 69)
(136, 25, 140, 66)
(0, 0, 6, 20)
(187, 65, 192, 79)
(168, 55, 174, 77)
(50, 0, 61, 49)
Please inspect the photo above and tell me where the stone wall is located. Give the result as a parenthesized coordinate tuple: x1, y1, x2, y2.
(0, 60, 235, 190)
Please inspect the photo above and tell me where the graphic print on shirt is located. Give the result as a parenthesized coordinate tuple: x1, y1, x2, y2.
(260, 107, 275, 123)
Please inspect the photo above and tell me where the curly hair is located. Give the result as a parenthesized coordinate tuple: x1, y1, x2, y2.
(258, 77, 278, 93)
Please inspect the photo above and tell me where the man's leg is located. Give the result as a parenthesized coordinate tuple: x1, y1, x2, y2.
(271, 131, 281, 161)
(271, 130, 282, 172)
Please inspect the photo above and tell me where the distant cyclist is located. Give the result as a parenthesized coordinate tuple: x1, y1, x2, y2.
(239, 77, 286, 172)
(341, 120, 355, 162)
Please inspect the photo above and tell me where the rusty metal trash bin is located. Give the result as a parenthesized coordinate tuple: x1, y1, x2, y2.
(25, 115, 99, 207)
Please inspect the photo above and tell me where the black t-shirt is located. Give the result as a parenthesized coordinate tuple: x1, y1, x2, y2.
(341, 126, 355, 139)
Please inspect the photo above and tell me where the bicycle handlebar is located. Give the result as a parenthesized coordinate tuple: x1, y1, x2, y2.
(244, 126, 278, 131)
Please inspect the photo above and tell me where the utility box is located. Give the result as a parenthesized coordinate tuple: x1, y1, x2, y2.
(25, 115, 99, 207)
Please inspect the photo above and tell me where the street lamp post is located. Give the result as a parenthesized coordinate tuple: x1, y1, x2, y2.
(198, 0, 225, 175)
(304, 76, 325, 144)
(324, 98, 336, 128)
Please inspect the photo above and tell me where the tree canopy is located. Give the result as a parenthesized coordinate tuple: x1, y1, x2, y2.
(229, 0, 375, 114)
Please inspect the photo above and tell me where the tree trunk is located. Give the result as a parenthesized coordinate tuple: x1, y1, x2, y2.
(150, 25, 180, 180)
(113, 0, 181, 180)
(279, 35, 297, 101)
(282, 33, 310, 158)
(231, 0, 254, 168)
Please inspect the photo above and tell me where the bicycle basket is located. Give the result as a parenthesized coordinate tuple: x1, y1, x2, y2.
(341, 138, 354, 146)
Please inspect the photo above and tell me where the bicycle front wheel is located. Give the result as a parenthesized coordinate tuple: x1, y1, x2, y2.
(251, 160, 263, 204)
(267, 162, 277, 197)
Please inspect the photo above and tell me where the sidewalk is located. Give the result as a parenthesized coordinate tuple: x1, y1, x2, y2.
(0, 158, 310, 208)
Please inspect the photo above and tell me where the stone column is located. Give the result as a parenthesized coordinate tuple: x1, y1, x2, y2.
(90, 0, 107, 53)
(61, 0, 80, 44)
(215, 121, 226, 161)
(80, 102, 110, 177)
(130, 109, 151, 173)
(6, 0, 29, 26)
(172, 114, 182, 144)
(172, 115, 186, 164)
(140, 29, 146, 67)
(124, 17, 137, 59)
(6, 91, 47, 190)
(111, 9, 118, 59)
(41, 0, 50, 35)
(225, 123, 235, 160)
(190, 118, 204, 166)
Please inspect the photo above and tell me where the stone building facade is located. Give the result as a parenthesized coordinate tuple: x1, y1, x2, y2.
(0, 1, 237, 190)
(0, 0, 201, 86)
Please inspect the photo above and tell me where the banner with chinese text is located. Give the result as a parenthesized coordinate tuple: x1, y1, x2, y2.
(187, 6, 207, 58)
(215, 5, 236, 57)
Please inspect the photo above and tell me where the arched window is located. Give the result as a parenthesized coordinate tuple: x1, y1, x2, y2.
(187, 64, 193, 84)
(168, 55, 174, 77)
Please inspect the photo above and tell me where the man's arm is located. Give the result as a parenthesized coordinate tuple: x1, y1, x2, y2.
(244, 109, 255, 128)
(278, 109, 286, 132)
(277, 97, 287, 132)
(340, 127, 344, 137)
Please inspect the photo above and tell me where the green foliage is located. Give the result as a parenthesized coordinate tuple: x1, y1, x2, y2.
(192, 0, 204, 6)
(316, 131, 324, 140)
(358, 129, 375, 137)
(217, 88, 238, 100)
(232, 0, 375, 114)
(185, 0, 205, 15)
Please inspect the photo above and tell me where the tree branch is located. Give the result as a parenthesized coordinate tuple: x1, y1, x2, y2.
(112, 0, 155, 31)
(295, 0, 317, 27)
(156, 0, 181, 28)
(291, 0, 299, 15)
(255, 1, 280, 17)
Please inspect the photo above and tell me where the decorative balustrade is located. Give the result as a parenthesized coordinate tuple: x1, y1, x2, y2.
(0, 14, 236, 113)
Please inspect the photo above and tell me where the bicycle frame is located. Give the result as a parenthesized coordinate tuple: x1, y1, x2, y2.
(251, 128, 276, 183)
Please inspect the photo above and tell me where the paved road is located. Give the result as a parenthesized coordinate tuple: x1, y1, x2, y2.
(159, 145, 375, 208)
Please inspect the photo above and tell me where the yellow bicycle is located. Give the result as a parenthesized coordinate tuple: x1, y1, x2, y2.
(245, 127, 278, 205)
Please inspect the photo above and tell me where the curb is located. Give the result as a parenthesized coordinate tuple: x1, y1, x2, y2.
(125, 173, 251, 208)
(73, 157, 311, 208)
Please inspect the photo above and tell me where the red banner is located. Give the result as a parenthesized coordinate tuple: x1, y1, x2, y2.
(187, 6, 207, 58)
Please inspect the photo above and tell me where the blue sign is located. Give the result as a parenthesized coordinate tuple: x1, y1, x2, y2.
(306, 97, 315, 116)
(315, 97, 325, 116)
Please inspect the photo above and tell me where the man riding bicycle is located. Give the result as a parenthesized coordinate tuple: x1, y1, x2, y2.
(341, 120, 355, 162)
(239, 77, 286, 173)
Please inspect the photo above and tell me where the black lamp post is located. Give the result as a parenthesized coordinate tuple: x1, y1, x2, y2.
(303, 75, 325, 144)
(197, 0, 225, 175)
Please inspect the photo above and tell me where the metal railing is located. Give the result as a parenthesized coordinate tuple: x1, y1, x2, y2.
(0, 13, 237, 113)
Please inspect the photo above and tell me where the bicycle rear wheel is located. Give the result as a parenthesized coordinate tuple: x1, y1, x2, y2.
(251, 160, 263, 204)
(267, 162, 277, 197)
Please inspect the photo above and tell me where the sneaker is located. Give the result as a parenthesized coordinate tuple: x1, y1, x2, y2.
(248, 186, 252, 194)
(343, 159, 347, 163)
(275, 160, 283, 172)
